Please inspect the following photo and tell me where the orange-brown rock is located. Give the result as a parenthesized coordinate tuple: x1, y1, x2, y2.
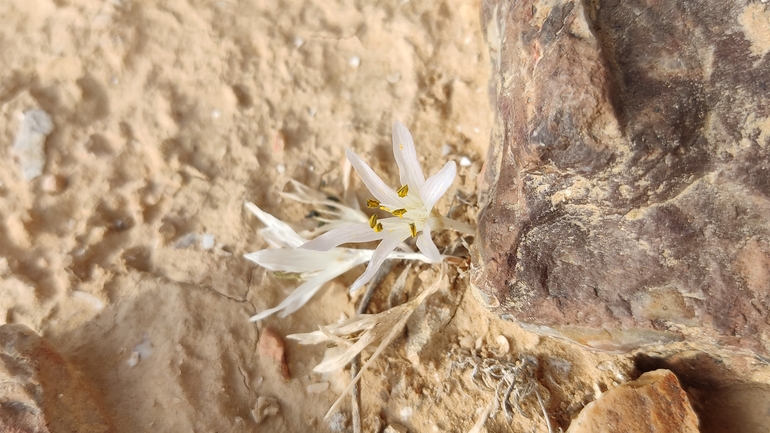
(0, 324, 115, 433)
(567, 369, 699, 433)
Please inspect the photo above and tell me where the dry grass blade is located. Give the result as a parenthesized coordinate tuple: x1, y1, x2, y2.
(288, 265, 446, 419)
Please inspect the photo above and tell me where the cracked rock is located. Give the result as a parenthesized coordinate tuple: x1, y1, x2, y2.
(474, 0, 770, 354)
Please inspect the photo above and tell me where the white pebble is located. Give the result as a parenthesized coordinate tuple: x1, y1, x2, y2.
(459, 156, 472, 167)
(72, 291, 105, 311)
(348, 55, 361, 68)
(276, 164, 286, 174)
(399, 406, 413, 420)
(294, 36, 304, 48)
(211, 110, 221, 119)
(495, 335, 510, 353)
(201, 234, 215, 249)
(13, 109, 53, 180)
(127, 351, 140, 367)
(306, 382, 329, 394)
(441, 144, 451, 156)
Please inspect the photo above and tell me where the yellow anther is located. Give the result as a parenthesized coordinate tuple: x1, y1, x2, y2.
(374, 222, 383, 232)
(366, 199, 380, 208)
(379, 205, 391, 212)
(409, 222, 417, 238)
(368, 214, 378, 228)
(397, 184, 409, 198)
(391, 208, 407, 218)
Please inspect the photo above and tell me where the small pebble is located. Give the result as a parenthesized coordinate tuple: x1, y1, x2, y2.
(306, 382, 329, 394)
(459, 156, 472, 167)
(13, 109, 53, 180)
(127, 351, 140, 367)
(293, 36, 304, 48)
(201, 234, 215, 250)
(348, 55, 361, 68)
(258, 327, 290, 379)
(276, 164, 286, 174)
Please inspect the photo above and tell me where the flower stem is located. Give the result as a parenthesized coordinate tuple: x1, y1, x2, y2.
(437, 214, 476, 235)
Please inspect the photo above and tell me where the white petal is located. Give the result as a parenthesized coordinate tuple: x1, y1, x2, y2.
(419, 161, 456, 210)
(245, 202, 306, 248)
(249, 266, 347, 322)
(392, 121, 425, 189)
(350, 232, 404, 292)
(302, 222, 385, 251)
(415, 220, 443, 262)
(250, 252, 372, 322)
(345, 149, 401, 206)
(244, 248, 347, 273)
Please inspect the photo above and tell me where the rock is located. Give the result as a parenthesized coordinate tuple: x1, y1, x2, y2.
(474, 0, 770, 354)
(566, 369, 699, 433)
(251, 395, 280, 424)
(0, 324, 115, 433)
(12, 109, 53, 180)
(258, 327, 290, 379)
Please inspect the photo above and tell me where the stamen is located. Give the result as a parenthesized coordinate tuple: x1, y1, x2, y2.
(366, 199, 380, 208)
(379, 205, 391, 212)
(391, 208, 407, 218)
(374, 222, 383, 232)
(409, 222, 417, 237)
(369, 214, 378, 229)
(397, 184, 409, 198)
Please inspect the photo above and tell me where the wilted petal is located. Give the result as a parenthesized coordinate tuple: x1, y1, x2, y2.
(245, 202, 306, 248)
(345, 149, 401, 206)
(302, 222, 385, 251)
(415, 220, 442, 262)
(350, 232, 404, 291)
(392, 121, 425, 189)
(419, 161, 456, 210)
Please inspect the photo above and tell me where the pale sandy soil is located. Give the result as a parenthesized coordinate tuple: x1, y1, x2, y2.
(1, 0, 767, 432)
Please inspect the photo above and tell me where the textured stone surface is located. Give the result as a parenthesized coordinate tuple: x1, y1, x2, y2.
(566, 369, 699, 433)
(0, 324, 115, 433)
(474, 0, 770, 353)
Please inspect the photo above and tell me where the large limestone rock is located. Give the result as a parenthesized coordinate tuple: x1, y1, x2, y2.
(473, 0, 770, 354)
(0, 324, 115, 433)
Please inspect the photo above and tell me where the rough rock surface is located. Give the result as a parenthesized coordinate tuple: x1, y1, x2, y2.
(0, 324, 115, 433)
(474, 0, 770, 354)
(566, 369, 699, 433)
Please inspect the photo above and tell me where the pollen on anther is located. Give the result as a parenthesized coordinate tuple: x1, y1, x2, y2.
(391, 208, 407, 218)
(409, 222, 417, 237)
(366, 199, 380, 208)
(368, 214, 378, 228)
(374, 222, 384, 232)
(397, 184, 409, 198)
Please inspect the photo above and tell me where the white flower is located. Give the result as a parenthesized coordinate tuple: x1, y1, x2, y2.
(244, 201, 432, 321)
(302, 121, 462, 291)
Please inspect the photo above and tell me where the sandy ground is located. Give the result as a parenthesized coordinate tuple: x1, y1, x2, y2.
(2, 0, 768, 432)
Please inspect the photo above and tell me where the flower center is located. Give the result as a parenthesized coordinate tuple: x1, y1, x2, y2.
(365, 184, 429, 237)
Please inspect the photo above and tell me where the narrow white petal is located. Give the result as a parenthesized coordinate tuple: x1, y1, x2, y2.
(244, 248, 348, 273)
(419, 161, 456, 210)
(350, 232, 404, 292)
(250, 257, 365, 322)
(415, 220, 443, 262)
(392, 121, 425, 189)
(245, 202, 306, 248)
(302, 222, 385, 251)
(345, 149, 401, 205)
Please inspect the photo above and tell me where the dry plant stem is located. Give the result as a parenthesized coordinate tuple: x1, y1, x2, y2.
(351, 261, 395, 433)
